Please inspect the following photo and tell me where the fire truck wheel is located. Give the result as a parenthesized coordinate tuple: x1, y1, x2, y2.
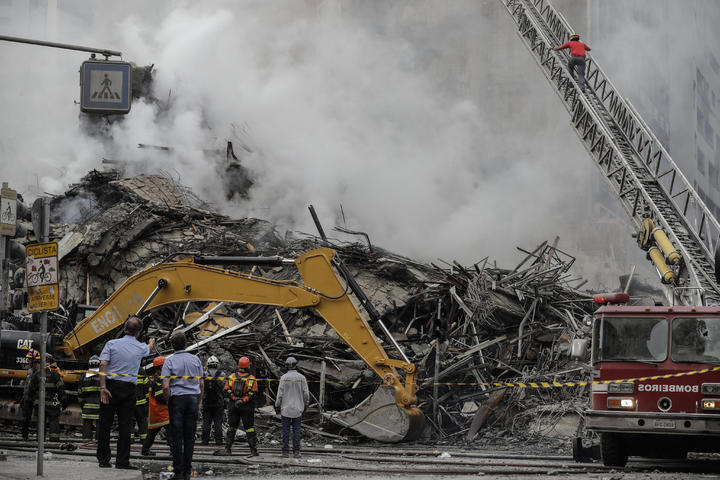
(600, 433, 628, 467)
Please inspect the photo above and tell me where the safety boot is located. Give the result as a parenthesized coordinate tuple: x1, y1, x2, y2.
(214, 431, 234, 456)
(247, 432, 259, 457)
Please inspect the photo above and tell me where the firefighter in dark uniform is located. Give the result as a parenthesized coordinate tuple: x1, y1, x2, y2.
(28, 354, 66, 442)
(201, 355, 226, 446)
(78, 355, 101, 441)
(131, 364, 149, 443)
(214, 356, 258, 456)
(21, 349, 41, 440)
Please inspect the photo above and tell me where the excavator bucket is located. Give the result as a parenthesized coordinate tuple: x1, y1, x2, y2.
(325, 385, 425, 442)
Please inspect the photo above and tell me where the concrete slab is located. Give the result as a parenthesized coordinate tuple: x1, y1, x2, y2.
(0, 450, 143, 480)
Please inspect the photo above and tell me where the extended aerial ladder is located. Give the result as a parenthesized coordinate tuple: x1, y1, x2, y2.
(499, 0, 720, 306)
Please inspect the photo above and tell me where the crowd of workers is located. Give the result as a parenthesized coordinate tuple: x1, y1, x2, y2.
(20, 316, 309, 480)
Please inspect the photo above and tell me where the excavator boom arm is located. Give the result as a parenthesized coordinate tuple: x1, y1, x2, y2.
(61, 248, 422, 441)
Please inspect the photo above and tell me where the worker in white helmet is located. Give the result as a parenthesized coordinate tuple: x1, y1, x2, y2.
(201, 355, 226, 446)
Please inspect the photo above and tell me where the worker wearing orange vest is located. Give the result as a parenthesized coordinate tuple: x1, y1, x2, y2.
(141, 356, 170, 456)
(214, 356, 258, 457)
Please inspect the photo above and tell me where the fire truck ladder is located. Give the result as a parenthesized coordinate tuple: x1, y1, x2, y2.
(499, 0, 720, 306)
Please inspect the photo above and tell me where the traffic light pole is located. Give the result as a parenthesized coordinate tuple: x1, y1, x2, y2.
(36, 198, 49, 477)
(0, 35, 121, 60)
(0, 235, 6, 312)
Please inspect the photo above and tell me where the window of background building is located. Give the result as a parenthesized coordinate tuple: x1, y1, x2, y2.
(710, 53, 720, 76)
(698, 68, 710, 105)
(698, 106, 705, 130)
(698, 146, 707, 175)
(707, 120, 715, 145)
(709, 159, 718, 189)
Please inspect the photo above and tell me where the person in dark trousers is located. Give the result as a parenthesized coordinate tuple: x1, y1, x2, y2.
(21, 349, 41, 440)
(78, 355, 101, 441)
(97, 316, 155, 470)
(553, 33, 591, 92)
(275, 357, 309, 458)
(131, 364, 149, 443)
(142, 356, 170, 456)
(214, 356, 259, 457)
(201, 355, 225, 446)
(28, 354, 67, 442)
(162, 332, 204, 480)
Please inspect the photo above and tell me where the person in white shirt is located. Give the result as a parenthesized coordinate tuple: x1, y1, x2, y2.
(275, 357, 309, 458)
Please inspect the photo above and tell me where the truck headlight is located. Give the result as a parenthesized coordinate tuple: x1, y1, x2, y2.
(608, 397, 635, 410)
(702, 399, 720, 410)
(608, 382, 635, 394)
(702, 383, 720, 395)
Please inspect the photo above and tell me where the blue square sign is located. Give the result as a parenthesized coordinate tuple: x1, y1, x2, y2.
(80, 60, 132, 114)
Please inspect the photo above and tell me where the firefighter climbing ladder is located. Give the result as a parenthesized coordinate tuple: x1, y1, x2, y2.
(499, 0, 720, 306)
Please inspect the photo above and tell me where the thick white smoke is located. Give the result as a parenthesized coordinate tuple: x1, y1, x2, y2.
(0, 0, 647, 285)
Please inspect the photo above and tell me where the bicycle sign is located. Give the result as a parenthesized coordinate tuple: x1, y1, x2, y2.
(0, 186, 17, 236)
(26, 242, 59, 312)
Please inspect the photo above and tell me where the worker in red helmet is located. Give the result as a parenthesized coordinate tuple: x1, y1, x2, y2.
(21, 349, 41, 440)
(214, 356, 259, 457)
(552, 32, 591, 93)
(141, 356, 170, 456)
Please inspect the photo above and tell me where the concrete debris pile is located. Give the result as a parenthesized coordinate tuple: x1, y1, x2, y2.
(13, 172, 598, 448)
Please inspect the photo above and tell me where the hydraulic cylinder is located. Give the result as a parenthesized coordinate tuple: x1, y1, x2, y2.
(648, 246, 676, 284)
(652, 227, 681, 265)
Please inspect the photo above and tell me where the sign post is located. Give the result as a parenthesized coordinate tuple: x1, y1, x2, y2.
(29, 197, 53, 477)
(26, 242, 59, 312)
(0, 184, 17, 236)
(80, 60, 132, 114)
(0, 183, 17, 313)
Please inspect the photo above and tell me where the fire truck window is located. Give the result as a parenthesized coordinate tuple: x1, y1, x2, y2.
(595, 317, 667, 362)
(671, 317, 720, 363)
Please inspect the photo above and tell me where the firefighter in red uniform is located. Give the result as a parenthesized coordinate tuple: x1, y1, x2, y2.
(214, 356, 258, 456)
(553, 33, 591, 92)
(141, 356, 171, 456)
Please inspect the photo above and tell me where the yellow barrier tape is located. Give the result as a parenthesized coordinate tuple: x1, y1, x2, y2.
(55, 365, 720, 388)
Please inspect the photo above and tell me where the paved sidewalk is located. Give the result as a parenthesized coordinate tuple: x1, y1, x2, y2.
(1, 450, 143, 480)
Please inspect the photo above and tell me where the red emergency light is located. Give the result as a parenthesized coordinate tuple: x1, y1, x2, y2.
(593, 293, 630, 305)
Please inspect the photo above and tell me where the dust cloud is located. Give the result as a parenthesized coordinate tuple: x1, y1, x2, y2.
(0, 0, 671, 287)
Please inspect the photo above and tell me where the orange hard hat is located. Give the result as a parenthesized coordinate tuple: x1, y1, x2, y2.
(238, 356, 250, 369)
(153, 356, 166, 368)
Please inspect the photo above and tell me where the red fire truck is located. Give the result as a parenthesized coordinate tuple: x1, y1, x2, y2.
(585, 293, 720, 466)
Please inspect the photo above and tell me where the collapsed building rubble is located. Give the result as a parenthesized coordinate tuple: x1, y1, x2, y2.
(6, 171, 608, 451)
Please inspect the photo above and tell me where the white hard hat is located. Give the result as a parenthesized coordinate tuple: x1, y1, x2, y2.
(207, 355, 219, 366)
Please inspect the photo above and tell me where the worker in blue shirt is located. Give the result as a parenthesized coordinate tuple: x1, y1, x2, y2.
(96, 316, 155, 470)
(162, 332, 203, 480)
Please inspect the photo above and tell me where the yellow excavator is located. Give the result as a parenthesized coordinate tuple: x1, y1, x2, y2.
(1, 248, 424, 443)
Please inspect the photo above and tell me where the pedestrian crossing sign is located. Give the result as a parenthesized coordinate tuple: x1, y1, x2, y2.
(80, 60, 132, 114)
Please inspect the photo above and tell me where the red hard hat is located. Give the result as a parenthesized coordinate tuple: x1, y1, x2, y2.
(153, 356, 166, 368)
(238, 356, 250, 369)
(26, 349, 40, 361)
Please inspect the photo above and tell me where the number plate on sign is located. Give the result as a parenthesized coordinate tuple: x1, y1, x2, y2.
(653, 419, 676, 429)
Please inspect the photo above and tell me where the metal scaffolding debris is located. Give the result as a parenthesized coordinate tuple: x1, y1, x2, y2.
(5, 172, 600, 447)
